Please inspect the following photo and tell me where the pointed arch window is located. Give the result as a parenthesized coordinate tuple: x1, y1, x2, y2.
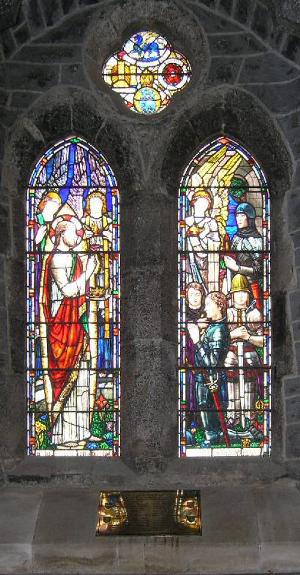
(178, 136, 271, 457)
(26, 136, 120, 456)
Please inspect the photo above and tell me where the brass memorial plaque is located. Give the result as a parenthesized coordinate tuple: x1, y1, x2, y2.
(96, 490, 201, 536)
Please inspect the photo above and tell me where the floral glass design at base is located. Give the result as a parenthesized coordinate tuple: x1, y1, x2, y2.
(96, 491, 202, 535)
(102, 31, 191, 114)
(178, 136, 271, 457)
(26, 136, 120, 456)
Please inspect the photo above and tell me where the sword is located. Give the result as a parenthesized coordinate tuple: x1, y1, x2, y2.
(237, 341, 246, 428)
(208, 375, 230, 448)
(236, 308, 246, 428)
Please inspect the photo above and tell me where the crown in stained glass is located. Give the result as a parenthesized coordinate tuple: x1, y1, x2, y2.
(102, 31, 191, 115)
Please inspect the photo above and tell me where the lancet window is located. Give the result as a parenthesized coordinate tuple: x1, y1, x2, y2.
(178, 136, 271, 457)
(26, 136, 120, 456)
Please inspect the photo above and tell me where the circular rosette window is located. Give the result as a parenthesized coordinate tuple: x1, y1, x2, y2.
(102, 30, 191, 115)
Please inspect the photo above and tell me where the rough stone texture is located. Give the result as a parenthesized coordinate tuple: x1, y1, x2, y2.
(0, 0, 300, 571)
(208, 33, 265, 56)
(13, 21, 30, 45)
(251, 2, 272, 41)
(239, 52, 300, 84)
(234, 0, 253, 25)
(281, 0, 300, 24)
(12, 43, 82, 63)
(208, 55, 242, 85)
(0, 61, 59, 90)
(282, 34, 300, 64)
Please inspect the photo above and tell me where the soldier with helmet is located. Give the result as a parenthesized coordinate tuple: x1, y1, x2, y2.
(224, 273, 264, 428)
(224, 202, 263, 309)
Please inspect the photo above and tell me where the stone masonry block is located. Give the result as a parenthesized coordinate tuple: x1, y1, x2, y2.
(23, 0, 45, 34)
(286, 422, 300, 457)
(293, 320, 300, 341)
(290, 229, 300, 248)
(33, 9, 95, 43)
(13, 22, 30, 46)
(288, 188, 300, 231)
(0, 309, 8, 354)
(294, 248, 300, 269)
(239, 52, 299, 84)
(282, 34, 300, 64)
(255, 483, 300, 541)
(286, 395, 300, 423)
(294, 341, 300, 373)
(1, 29, 16, 59)
(61, 0, 77, 14)
(12, 44, 82, 63)
(281, 0, 300, 23)
(0, 203, 9, 254)
(190, 3, 241, 33)
(245, 78, 300, 115)
(251, 2, 272, 40)
(122, 266, 162, 342)
(269, 28, 285, 50)
(0, 107, 18, 129)
(0, 89, 8, 107)
(234, 0, 251, 24)
(289, 291, 300, 320)
(61, 63, 89, 87)
(284, 376, 300, 396)
(0, 487, 42, 544)
(278, 111, 300, 158)
(10, 91, 41, 109)
(0, 544, 32, 574)
(0, 62, 59, 91)
(33, 488, 99, 544)
(218, 0, 233, 15)
(41, 0, 63, 26)
(208, 56, 242, 86)
(208, 33, 265, 56)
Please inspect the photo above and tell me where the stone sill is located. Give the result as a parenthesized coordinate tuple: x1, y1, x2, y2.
(1, 482, 300, 574)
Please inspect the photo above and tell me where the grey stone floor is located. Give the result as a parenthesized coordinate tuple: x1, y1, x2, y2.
(1, 480, 300, 574)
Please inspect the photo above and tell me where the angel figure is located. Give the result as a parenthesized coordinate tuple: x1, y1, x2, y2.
(82, 190, 113, 419)
(186, 146, 244, 292)
(186, 187, 221, 292)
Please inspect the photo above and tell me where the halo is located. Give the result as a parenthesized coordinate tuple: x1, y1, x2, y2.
(49, 214, 84, 244)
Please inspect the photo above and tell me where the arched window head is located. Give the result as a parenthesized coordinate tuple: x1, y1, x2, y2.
(26, 136, 120, 456)
(178, 136, 271, 457)
(102, 31, 191, 114)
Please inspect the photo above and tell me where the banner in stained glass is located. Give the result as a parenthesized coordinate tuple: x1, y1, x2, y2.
(178, 136, 271, 457)
(26, 136, 120, 456)
(102, 31, 191, 114)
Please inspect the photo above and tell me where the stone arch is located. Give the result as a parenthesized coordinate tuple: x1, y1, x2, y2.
(0, 85, 140, 465)
(161, 85, 294, 465)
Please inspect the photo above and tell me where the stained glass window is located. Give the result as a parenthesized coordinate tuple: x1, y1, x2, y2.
(26, 136, 120, 456)
(102, 31, 191, 114)
(178, 136, 271, 457)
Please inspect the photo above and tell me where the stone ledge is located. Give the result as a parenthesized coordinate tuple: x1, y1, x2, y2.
(0, 483, 300, 574)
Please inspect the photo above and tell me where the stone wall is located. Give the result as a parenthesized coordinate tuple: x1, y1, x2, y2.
(2, 1, 300, 573)
(1, 1, 300, 571)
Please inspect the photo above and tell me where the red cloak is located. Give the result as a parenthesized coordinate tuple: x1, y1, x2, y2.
(43, 253, 86, 404)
